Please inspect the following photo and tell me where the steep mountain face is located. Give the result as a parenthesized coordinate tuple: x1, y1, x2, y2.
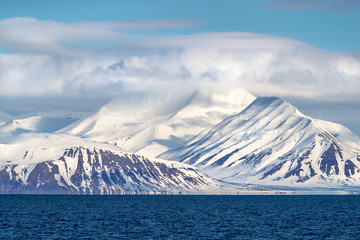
(161, 97, 360, 187)
(0, 146, 227, 194)
(60, 89, 255, 158)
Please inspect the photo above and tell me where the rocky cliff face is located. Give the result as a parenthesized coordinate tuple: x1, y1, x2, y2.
(0, 147, 227, 194)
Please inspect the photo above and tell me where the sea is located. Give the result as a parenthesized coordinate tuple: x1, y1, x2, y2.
(0, 195, 359, 239)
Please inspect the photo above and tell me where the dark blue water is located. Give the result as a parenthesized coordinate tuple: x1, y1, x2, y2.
(0, 195, 359, 239)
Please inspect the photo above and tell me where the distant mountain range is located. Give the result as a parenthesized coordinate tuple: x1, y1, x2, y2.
(59, 89, 255, 157)
(1, 89, 360, 194)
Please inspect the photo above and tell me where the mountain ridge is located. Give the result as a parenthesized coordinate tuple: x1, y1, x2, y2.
(60, 88, 256, 157)
(0, 130, 234, 194)
(161, 96, 360, 187)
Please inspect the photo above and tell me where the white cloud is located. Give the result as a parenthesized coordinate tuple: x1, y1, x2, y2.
(0, 18, 359, 103)
(332, 56, 360, 76)
(0, 17, 196, 56)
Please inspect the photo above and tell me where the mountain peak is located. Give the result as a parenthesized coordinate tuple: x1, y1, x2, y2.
(246, 96, 287, 109)
(237, 95, 306, 121)
(207, 88, 256, 106)
(162, 93, 360, 187)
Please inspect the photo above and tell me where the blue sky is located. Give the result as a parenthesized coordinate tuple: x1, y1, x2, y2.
(1, 0, 360, 51)
(0, 0, 359, 134)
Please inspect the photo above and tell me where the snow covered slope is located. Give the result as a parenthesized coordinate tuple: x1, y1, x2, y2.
(161, 96, 360, 187)
(60, 89, 255, 157)
(0, 130, 233, 194)
(0, 109, 90, 142)
(11, 110, 90, 133)
(314, 119, 360, 150)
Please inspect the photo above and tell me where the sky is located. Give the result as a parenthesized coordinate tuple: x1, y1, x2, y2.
(0, 0, 359, 134)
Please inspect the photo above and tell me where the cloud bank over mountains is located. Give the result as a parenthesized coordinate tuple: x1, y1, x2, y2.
(0, 17, 359, 102)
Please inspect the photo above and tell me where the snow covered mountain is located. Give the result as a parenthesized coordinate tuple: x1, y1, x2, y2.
(9, 110, 90, 133)
(2, 89, 360, 194)
(0, 109, 90, 140)
(0, 89, 263, 195)
(60, 89, 255, 158)
(161, 96, 360, 187)
(0, 130, 231, 194)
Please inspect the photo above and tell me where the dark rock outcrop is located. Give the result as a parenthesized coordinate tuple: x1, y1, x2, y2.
(0, 147, 224, 194)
